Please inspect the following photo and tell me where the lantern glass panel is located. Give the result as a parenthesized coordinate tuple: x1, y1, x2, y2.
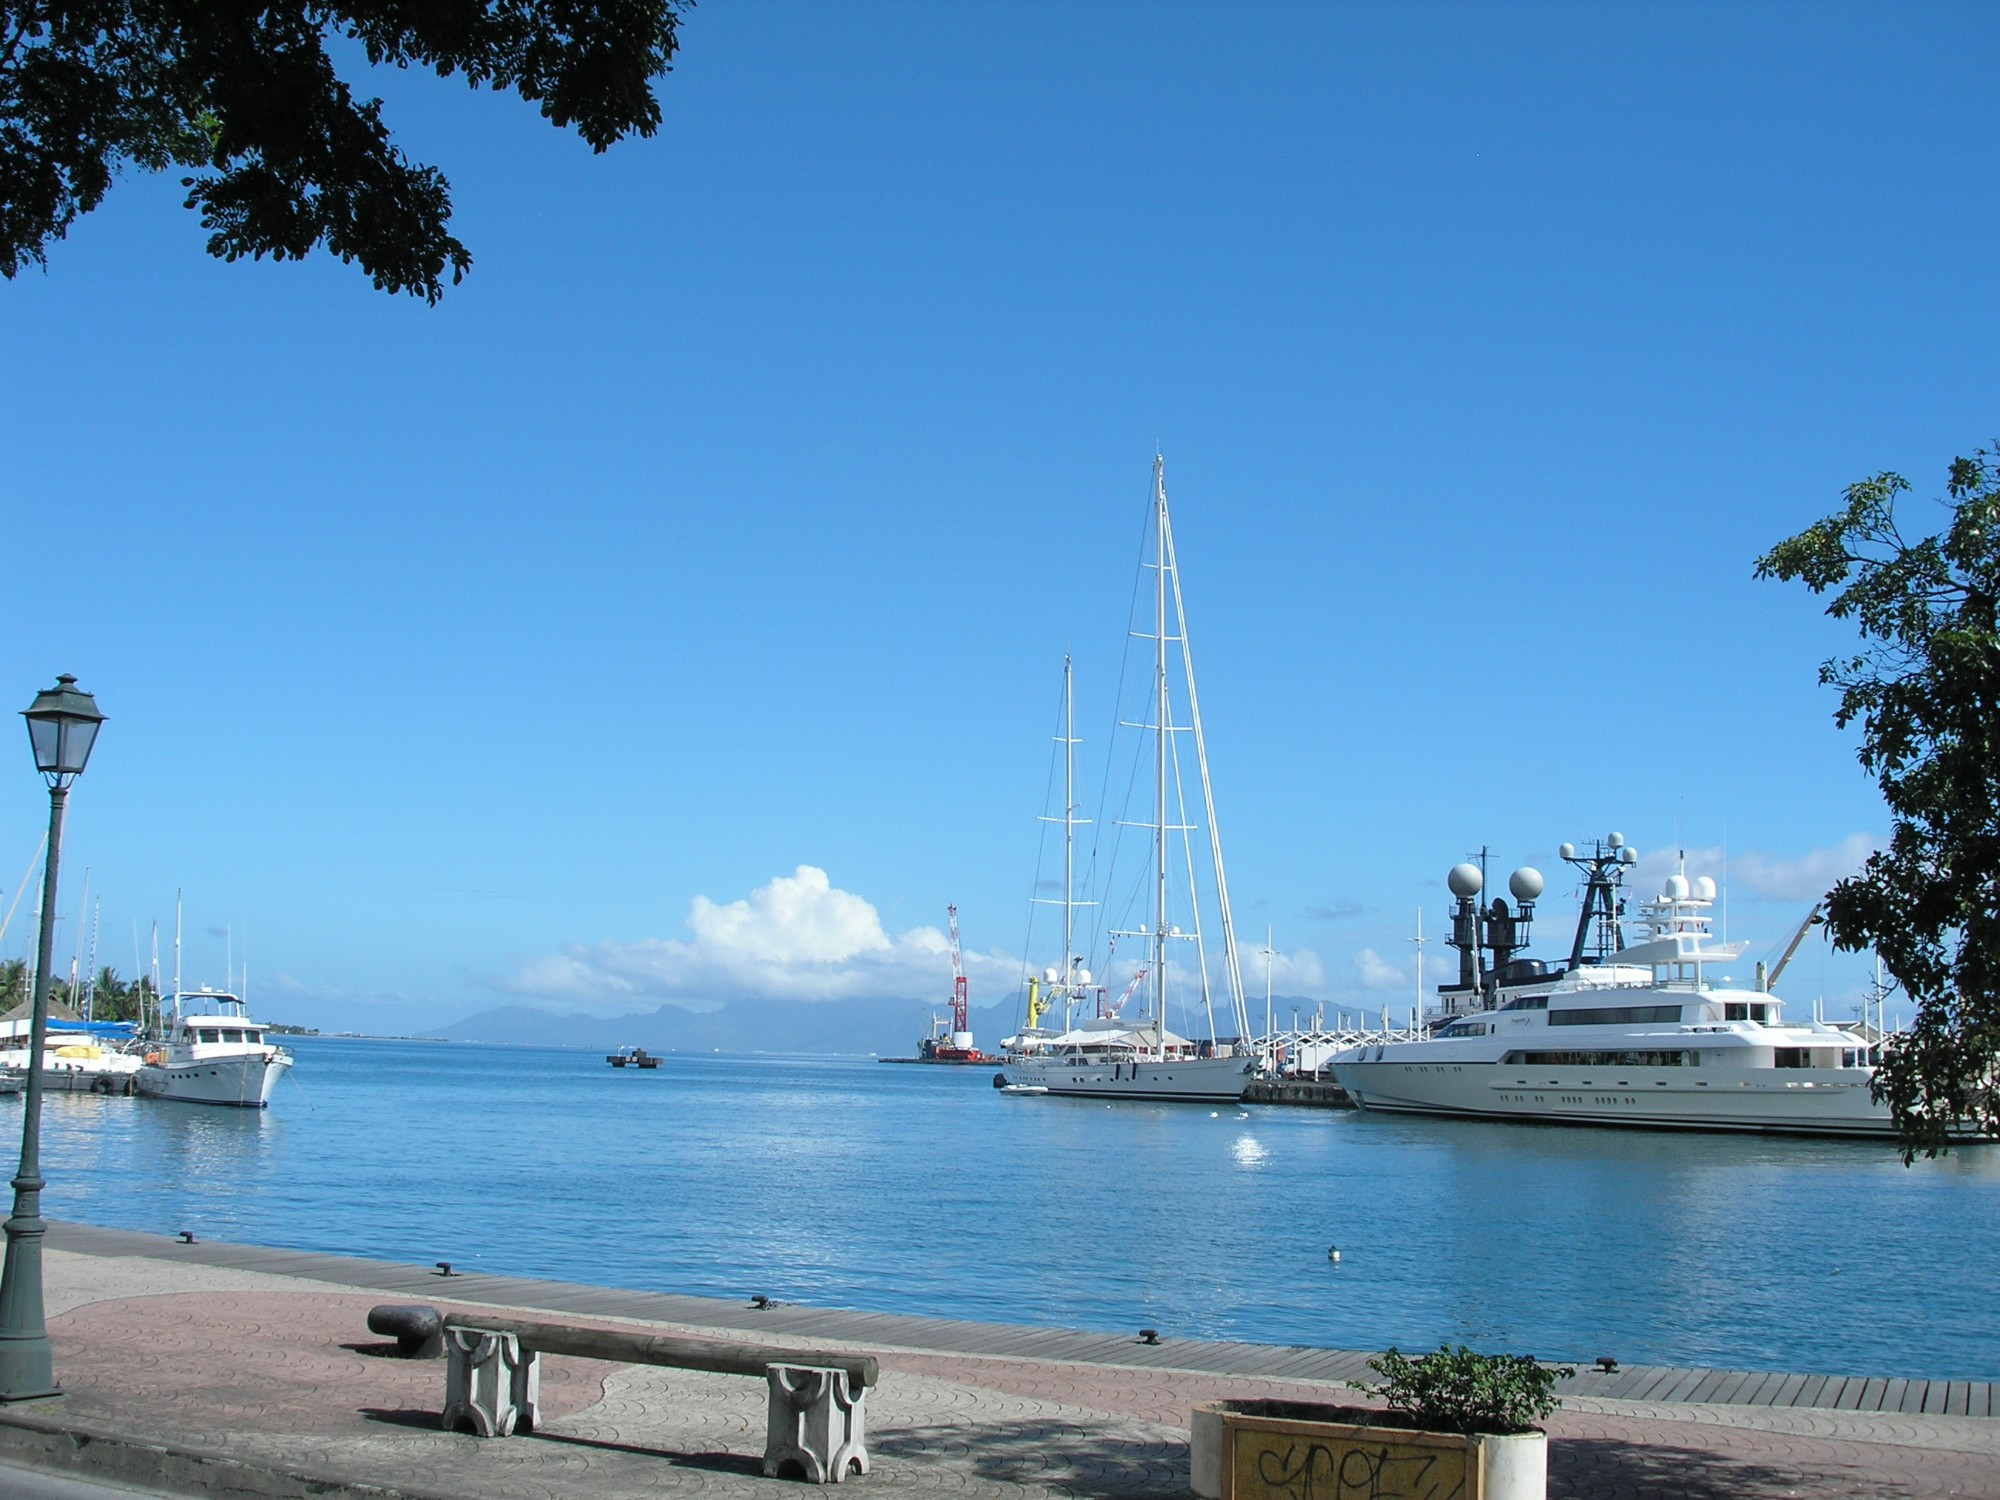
(56, 715, 100, 775)
(26, 716, 59, 774)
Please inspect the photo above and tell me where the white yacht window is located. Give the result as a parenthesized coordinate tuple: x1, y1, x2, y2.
(198, 1029, 220, 1043)
(1504, 1049, 1690, 1067)
(1548, 1004, 1682, 1028)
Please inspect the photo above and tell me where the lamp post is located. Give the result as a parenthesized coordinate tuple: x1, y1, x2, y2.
(0, 675, 103, 1400)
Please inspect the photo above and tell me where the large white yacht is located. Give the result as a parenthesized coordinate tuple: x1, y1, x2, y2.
(996, 460, 1261, 1105)
(137, 991, 292, 1108)
(1330, 836, 1894, 1136)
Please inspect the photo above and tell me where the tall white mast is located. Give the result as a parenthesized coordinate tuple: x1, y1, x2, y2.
(172, 888, 182, 1024)
(1263, 926, 1275, 1065)
(1410, 909, 1429, 1015)
(1160, 466, 1252, 1041)
(1153, 455, 1170, 1057)
(1063, 655, 1075, 1029)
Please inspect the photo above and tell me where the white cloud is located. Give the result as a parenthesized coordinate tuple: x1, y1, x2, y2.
(1266, 946, 1326, 991)
(1729, 835, 1882, 903)
(1626, 834, 1879, 906)
(1354, 946, 1405, 990)
(497, 866, 1015, 1015)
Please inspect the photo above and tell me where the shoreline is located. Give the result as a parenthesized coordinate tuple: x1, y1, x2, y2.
(43, 1219, 2000, 1405)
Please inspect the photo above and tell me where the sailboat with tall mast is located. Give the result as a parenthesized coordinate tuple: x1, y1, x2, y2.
(997, 458, 1261, 1104)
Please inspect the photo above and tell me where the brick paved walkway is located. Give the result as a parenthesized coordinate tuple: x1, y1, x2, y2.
(0, 1231, 1990, 1500)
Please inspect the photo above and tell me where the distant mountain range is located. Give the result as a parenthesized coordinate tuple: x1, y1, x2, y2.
(427, 991, 1379, 1054)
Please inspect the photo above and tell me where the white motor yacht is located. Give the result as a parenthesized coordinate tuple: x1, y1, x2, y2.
(137, 991, 291, 1108)
(1331, 837, 1894, 1137)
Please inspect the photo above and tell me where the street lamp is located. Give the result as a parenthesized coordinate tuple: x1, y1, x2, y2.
(0, 675, 104, 1400)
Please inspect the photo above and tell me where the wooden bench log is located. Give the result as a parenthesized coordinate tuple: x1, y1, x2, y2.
(440, 1312, 878, 1390)
(439, 1311, 875, 1481)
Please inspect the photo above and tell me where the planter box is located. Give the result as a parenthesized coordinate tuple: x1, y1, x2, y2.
(1190, 1398, 1545, 1500)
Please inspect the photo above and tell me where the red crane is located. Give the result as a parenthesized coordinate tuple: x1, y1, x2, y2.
(947, 903, 969, 1036)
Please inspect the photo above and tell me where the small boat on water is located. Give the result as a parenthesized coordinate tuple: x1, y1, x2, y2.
(1330, 836, 1901, 1137)
(136, 990, 292, 1108)
(607, 1046, 661, 1069)
(997, 460, 1262, 1105)
(0, 998, 142, 1094)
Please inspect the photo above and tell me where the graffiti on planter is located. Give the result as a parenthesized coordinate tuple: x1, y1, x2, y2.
(1234, 1431, 1469, 1500)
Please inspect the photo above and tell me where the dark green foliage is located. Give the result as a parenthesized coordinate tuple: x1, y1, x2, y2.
(0, 958, 155, 1020)
(1, 1, 687, 300)
(1350, 1344, 1570, 1437)
(1757, 447, 2000, 1159)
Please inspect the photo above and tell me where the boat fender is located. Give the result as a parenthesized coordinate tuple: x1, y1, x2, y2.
(991, 1071, 1006, 1089)
(90, 1074, 113, 1095)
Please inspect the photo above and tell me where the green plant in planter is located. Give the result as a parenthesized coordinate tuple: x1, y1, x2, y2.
(1351, 1344, 1574, 1436)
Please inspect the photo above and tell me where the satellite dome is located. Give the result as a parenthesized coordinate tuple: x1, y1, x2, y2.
(1509, 867, 1545, 901)
(1558, 842, 1576, 861)
(1664, 874, 1690, 900)
(1693, 875, 1717, 901)
(1447, 862, 1483, 897)
(1042, 967, 1059, 985)
(1620, 846, 1639, 865)
(1608, 831, 1625, 848)
(1076, 969, 1092, 986)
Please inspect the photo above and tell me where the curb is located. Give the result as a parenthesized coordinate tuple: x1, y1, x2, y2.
(0, 1406, 462, 1500)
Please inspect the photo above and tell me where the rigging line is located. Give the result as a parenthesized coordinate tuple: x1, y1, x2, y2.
(1085, 466, 1162, 973)
(1163, 495, 1251, 1037)
(1167, 704, 1218, 1043)
(0, 830, 49, 953)
(1016, 666, 1073, 1027)
(1087, 657, 1148, 974)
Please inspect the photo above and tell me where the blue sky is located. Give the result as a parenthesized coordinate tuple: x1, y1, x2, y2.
(2, 1, 1995, 1034)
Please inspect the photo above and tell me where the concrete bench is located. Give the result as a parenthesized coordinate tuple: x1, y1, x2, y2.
(440, 1311, 877, 1482)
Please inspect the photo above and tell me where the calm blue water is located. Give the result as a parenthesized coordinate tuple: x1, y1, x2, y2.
(27, 1038, 2000, 1380)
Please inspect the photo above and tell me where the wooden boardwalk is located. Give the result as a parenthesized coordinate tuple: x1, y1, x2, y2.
(48, 1219, 1994, 1419)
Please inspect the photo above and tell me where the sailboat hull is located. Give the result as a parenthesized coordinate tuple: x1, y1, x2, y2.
(999, 1052, 1257, 1103)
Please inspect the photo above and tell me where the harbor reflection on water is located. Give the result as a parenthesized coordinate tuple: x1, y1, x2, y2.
(20, 1038, 2000, 1381)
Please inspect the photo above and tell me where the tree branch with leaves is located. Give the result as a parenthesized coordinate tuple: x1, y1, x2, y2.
(1, 0, 688, 301)
(1757, 445, 2000, 1158)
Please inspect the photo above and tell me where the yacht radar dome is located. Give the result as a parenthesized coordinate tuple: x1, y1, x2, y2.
(1620, 845, 1639, 865)
(1043, 967, 1059, 984)
(1508, 867, 1545, 902)
(1076, 969, 1091, 985)
(1558, 842, 1576, 860)
(1664, 874, 1690, 900)
(1693, 875, 1717, 901)
(1607, 831, 1625, 849)
(1447, 863, 1483, 897)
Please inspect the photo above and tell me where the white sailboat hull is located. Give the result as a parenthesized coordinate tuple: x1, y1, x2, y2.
(1000, 1051, 1258, 1103)
(1332, 1059, 1894, 1136)
(137, 1053, 290, 1108)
